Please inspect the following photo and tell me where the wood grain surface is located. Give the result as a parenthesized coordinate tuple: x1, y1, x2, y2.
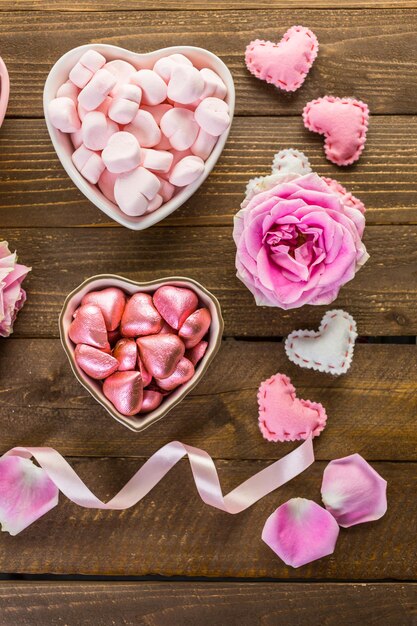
(0, 340, 415, 461)
(1, 10, 417, 117)
(1, 117, 417, 228)
(0, 582, 415, 626)
(0, 1, 416, 622)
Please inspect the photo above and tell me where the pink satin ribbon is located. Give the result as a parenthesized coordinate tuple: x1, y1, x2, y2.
(5, 437, 314, 514)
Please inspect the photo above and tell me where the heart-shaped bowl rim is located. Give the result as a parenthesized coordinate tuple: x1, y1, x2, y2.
(59, 274, 224, 432)
(43, 44, 235, 230)
(0, 56, 10, 127)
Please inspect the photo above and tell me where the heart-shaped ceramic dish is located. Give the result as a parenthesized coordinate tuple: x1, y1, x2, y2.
(44, 44, 235, 230)
(0, 56, 10, 127)
(59, 274, 224, 431)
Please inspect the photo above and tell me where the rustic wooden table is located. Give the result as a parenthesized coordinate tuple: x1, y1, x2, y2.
(0, 1, 416, 624)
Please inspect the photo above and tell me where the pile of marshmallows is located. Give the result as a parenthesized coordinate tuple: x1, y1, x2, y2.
(68, 284, 211, 417)
(48, 50, 231, 217)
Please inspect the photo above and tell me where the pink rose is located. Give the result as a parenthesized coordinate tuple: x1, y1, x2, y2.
(0, 241, 31, 337)
(233, 172, 369, 309)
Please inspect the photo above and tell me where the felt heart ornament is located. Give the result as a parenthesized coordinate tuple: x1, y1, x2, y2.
(60, 275, 223, 432)
(44, 44, 235, 230)
(285, 310, 357, 375)
(258, 373, 327, 442)
(0, 56, 10, 128)
(303, 96, 369, 166)
(245, 26, 319, 92)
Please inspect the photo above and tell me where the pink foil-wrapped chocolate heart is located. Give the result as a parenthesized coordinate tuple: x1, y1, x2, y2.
(137, 333, 184, 379)
(81, 287, 126, 331)
(155, 356, 194, 391)
(75, 343, 119, 379)
(112, 338, 137, 371)
(69, 304, 109, 349)
(138, 357, 152, 386)
(103, 370, 143, 415)
(140, 389, 164, 413)
(153, 285, 198, 330)
(121, 292, 163, 337)
(179, 307, 211, 348)
(185, 340, 208, 366)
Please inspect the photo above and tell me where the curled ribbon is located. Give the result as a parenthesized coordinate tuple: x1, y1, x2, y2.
(1, 437, 314, 534)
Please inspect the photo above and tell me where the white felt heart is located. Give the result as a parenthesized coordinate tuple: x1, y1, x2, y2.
(44, 44, 235, 230)
(285, 310, 357, 375)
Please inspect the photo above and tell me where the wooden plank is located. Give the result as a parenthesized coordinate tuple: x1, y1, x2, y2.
(0, 340, 415, 462)
(3, 226, 417, 337)
(0, 460, 413, 577)
(1, 116, 417, 228)
(2, 1, 417, 10)
(1, 10, 417, 117)
(0, 582, 415, 626)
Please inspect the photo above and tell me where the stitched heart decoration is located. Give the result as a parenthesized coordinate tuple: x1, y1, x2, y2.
(285, 310, 357, 375)
(0, 56, 10, 127)
(303, 96, 369, 166)
(258, 373, 327, 443)
(245, 26, 319, 92)
(60, 274, 223, 432)
(44, 44, 235, 230)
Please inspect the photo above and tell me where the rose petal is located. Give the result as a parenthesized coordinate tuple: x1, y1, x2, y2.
(321, 454, 387, 528)
(262, 498, 339, 568)
(0, 455, 59, 535)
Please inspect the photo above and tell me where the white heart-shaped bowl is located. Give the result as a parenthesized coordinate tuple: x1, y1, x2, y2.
(44, 44, 235, 230)
(59, 274, 224, 432)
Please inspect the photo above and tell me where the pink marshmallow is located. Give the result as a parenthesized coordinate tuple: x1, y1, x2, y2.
(98, 168, 118, 204)
(141, 148, 173, 173)
(102, 131, 141, 174)
(200, 68, 227, 99)
(160, 108, 199, 151)
(158, 178, 176, 202)
(104, 59, 137, 95)
(124, 109, 161, 148)
(190, 127, 217, 160)
(153, 53, 192, 82)
(82, 111, 118, 151)
(56, 80, 80, 104)
(72, 144, 105, 184)
(108, 84, 142, 124)
(69, 63, 93, 89)
(78, 96, 112, 121)
(71, 128, 83, 149)
(79, 50, 106, 73)
(167, 65, 205, 105)
(131, 69, 167, 106)
(78, 68, 117, 111)
(114, 166, 161, 216)
(169, 155, 205, 186)
(48, 97, 81, 133)
(195, 97, 230, 136)
(146, 193, 164, 213)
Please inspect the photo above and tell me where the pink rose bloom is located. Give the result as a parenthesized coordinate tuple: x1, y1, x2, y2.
(0, 241, 31, 337)
(233, 172, 369, 309)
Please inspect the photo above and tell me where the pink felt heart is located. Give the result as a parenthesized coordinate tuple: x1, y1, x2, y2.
(303, 96, 369, 166)
(245, 26, 319, 92)
(257, 373, 327, 442)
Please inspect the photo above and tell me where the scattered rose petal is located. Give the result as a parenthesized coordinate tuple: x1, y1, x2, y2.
(321, 454, 387, 528)
(0, 455, 59, 536)
(262, 497, 339, 568)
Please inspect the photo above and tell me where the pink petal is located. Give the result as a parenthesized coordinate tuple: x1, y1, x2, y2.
(321, 454, 387, 528)
(262, 498, 339, 568)
(0, 456, 59, 535)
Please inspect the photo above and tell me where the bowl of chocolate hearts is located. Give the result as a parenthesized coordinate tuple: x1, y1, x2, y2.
(44, 44, 235, 229)
(60, 275, 223, 431)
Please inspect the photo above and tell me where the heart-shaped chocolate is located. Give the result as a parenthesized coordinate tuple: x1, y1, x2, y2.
(153, 284, 199, 330)
(68, 303, 109, 349)
(137, 333, 184, 379)
(121, 292, 162, 337)
(44, 44, 235, 230)
(103, 371, 143, 416)
(245, 26, 318, 92)
(0, 57, 10, 128)
(75, 343, 119, 379)
(82, 286, 126, 331)
(59, 275, 223, 432)
(258, 373, 327, 442)
(303, 97, 369, 166)
(285, 310, 357, 375)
